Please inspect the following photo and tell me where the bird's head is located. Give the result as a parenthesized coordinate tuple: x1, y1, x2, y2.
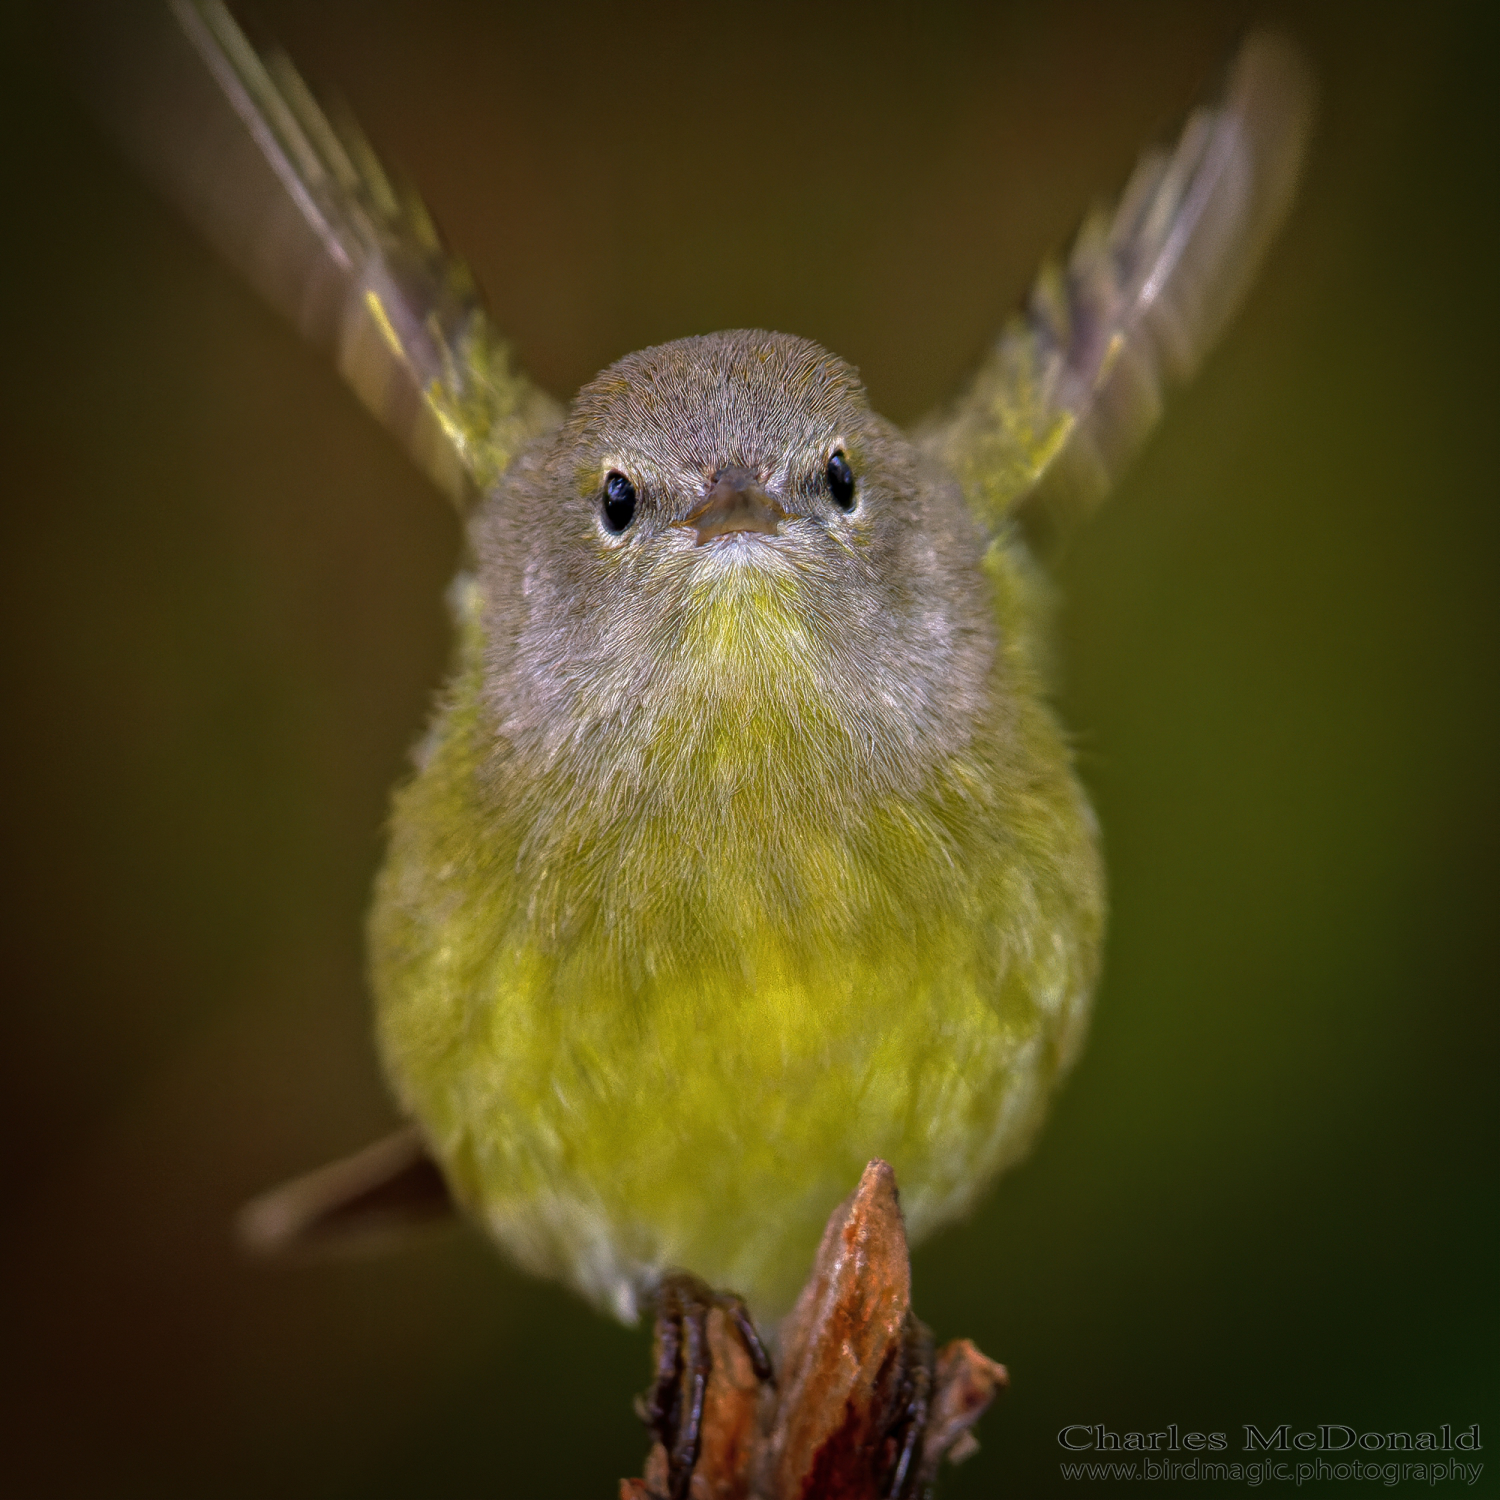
(475, 330, 997, 810)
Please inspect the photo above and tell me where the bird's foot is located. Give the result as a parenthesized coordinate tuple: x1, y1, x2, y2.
(630, 1272, 774, 1500)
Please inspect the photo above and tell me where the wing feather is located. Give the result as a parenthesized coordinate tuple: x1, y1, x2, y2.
(926, 33, 1315, 555)
(81, 0, 559, 504)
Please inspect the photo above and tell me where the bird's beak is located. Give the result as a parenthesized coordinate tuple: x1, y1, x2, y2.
(679, 468, 788, 544)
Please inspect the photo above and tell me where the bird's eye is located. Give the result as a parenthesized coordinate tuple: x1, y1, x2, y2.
(826, 450, 855, 511)
(602, 471, 637, 532)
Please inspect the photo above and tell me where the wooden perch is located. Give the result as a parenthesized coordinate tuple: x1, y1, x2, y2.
(236, 1145, 1004, 1494)
(621, 1160, 1008, 1500)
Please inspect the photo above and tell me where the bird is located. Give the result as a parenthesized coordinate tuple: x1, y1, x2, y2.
(88, 1, 1314, 1326)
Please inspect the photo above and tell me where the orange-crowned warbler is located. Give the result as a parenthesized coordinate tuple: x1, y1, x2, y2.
(94, 2, 1313, 1325)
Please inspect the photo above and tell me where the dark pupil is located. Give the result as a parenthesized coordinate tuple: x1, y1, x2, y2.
(826, 450, 855, 510)
(602, 471, 637, 531)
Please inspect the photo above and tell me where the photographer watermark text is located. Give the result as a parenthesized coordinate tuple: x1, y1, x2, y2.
(1057, 1424, 1482, 1486)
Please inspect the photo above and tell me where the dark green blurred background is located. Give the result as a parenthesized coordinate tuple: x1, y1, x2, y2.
(1, 2, 1495, 1495)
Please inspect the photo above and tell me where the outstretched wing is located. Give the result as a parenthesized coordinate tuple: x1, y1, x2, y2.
(80, 0, 560, 505)
(926, 33, 1315, 556)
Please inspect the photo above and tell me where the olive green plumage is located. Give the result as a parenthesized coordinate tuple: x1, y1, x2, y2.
(370, 331, 1103, 1320)
(108, 6, 1312, 1324)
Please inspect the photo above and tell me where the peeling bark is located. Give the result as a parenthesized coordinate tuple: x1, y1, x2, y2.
(622, 1161, 1008, 1500)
